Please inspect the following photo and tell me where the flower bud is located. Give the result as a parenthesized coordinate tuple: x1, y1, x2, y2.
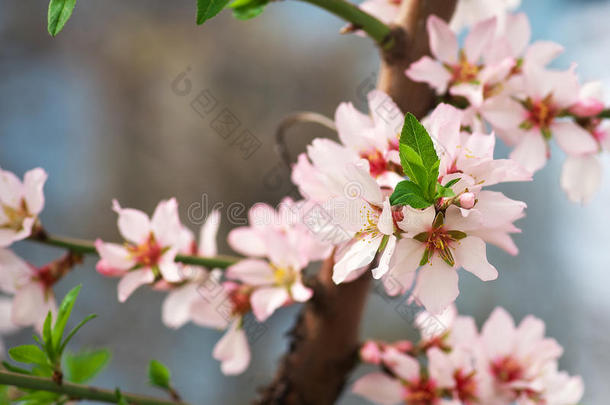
(360, 341, 381, 364)
(569, 98, 604, 117)
(459, 192, 476, 209)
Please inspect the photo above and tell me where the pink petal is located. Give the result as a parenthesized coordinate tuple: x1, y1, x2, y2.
(158, 249, 182, 282)
(0, 248, 34, 293)
(464, 17, 497, 62)
(0, 297, 18, 334)
(406, 57, 452, 94)
(510, 133, 548, 173)
(94, 239, 134, 275)
(112, 200, 151, 245)
(427, 15, 458, 64)
(22, 168, 47, 215)
(397, 206, 435, 236)
(198, 209, 220, 256)
(427, 347, 455, 388)
(333, 234, 381, 284)
(383, 239, 424, 296)
(189, 297, 230, 329)
(227, 227, 266, 257)
(213, 321, 251, 375)
(372, 234, 396, 279)
(117, 269, 155, 302)
(413, 257, 459, 314)
(382, 348, 421, 381)
(561, 155, 602, 204)
(481, 307, 516, 358)
(552, 121, 598, 156)
(453, 236, 498, 281)
(524, 41, 564, 69)
(11, 282, 50, 330)
(377, 198, 394, 235)
(162, 284, 199, 329)
(151, 198, 182, 247)
(352, 373, 403, 405)
(0, 169, 22, 207)
(290, 281, 313, 302)
(250, 287, 289, 322)
(225, 259, 274, 285)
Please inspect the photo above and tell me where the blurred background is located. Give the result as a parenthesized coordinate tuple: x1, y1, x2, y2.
(1, 0, 609, 403)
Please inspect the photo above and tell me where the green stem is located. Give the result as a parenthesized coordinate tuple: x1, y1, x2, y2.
(599, 109, 610, 119)
(0, 370, 187, 404)
(294, 0, 393, 48)
(29, 234, 240, 269)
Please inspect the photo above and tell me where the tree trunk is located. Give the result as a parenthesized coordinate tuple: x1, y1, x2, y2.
(256, 1, 457, 403)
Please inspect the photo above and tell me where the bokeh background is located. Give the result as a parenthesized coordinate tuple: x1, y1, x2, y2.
(1, 0, 609, 403)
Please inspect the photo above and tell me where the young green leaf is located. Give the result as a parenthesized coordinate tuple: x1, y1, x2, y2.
(42, 311, 55, 362)
(398, 113, 441, 200)
(8, 345, 48, 366)
(229, 0, 267, 19)
(64, 349, 111, 384)
(52, 285, 82, 353)
(59, 314, 98, 354)
(2, 361, 32, 375)
(435, 184, 456, 199)
(197, 0, 232, 25)
(148, 360, 171, 390)
(48, 0, 77, 37)
(389, 180, 433, 208)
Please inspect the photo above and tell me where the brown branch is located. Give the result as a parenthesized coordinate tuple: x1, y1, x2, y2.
(378, 0, 458, 118)
(256, 2, 457, 404)
(256, 255, 372, 405)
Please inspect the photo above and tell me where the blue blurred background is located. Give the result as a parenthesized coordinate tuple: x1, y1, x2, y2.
(1, 0, 609, 403)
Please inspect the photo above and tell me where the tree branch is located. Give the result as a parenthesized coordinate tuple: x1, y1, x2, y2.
(28, 231, 240, 269)
(294, 0, 393, 48)
(0, 370, 188, 405)
(377, 0, 458, 117)
(256, 254, 372, 405)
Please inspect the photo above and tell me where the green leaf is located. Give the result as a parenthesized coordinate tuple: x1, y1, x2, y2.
(59, 314, 98, 354)
(435, 184, 455, 199)
(197, 0, 232, 25)
(13, 390, 59, 405)
(443, 178, 460, 188)
(389, 180, 433, 209)
(398, 113, 440, 200)
(8, 345, 48, 366)
(64, 349, 111, 384)
(148, 360, 171, 390)
(53, 285, 81, 354)
(2, 361, 32, 375)
(42, 311, 55, 361)
(229, 0, 267, 19)
(47, 0, 77, 37)
(115, 389, 129, 405)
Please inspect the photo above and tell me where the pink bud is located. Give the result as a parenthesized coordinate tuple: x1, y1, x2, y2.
(360, 341, 381, 364)
(569, 98, 604, 117)
(459, 192, 476, 209)
(392, 340, 414, 353)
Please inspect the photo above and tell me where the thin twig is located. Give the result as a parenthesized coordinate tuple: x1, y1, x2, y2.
(275, 111, 336, 168)
(0, 370, 189, 405)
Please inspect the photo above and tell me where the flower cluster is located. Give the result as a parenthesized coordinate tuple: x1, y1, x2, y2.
(352, 306, 583, 405)
(95, 197, 330, 375)
(0, 167, 59, 332)
(406, 12, 609, 204)
(294, 94, 529, 314)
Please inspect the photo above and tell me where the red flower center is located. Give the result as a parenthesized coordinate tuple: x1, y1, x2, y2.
(229, 286, 252, 317)
(491, 356, 523, 384)
(128, 234, 163, 267)
(454, 369, 478, 403)
(526, 96, 558, 131)
(361, 149, 388, 178)
(403, 377, 439, 405)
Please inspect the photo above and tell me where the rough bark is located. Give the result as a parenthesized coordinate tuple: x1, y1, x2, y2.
(256, 1, 457, 404)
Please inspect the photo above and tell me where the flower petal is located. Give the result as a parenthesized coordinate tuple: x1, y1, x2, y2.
(333, 234, 381, 284)
(413, 257, 459, 314)
(352, 373, 403, 405)
(428, 15, 458, 64)
(250, 287, 289, 322)
(552, 121, 598, 156)
(560, 154, 602, 204)
(372, 234, 396, 279)
(225, 259, 274, 285)
(23, 168, 47, 215)
(227, 227, 267, 257)
(151, 198, 182, 247)
(117, 269, 155, 302)
(112, 200, 151, 245)
(453, 236, 498, 281)
(510, 132, 548, 173)
(213, 321, 251, 375)
(198, 209, 220, 256)
(162, 283, 199, 329)
(406, 57, 452, 94)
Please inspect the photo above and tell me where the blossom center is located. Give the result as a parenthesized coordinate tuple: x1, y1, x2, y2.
(361, 149, 388, 178)
(491, 356, 523, 383)
(403, 378, 438, 405)
(271, 264, 297, 288)
(229, 286, 252, 316)
(525, 96, 557, 132)
(451, 51, 480, 84)
(1, 200, 29, 231)
(454, 369, 478, 402)
(414, 213, 466, 266)
(127, 234, 163, 267)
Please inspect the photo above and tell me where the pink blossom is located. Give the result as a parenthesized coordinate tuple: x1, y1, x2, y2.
(95, 198, 184, 302)
(360, 341, 382, 365)
(0, 249, 56, 333)
(482, 65, 599, 173)
(0, 167, 47, 247)
(162, 210, 221, 329)
(450, 0, 521, 33)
